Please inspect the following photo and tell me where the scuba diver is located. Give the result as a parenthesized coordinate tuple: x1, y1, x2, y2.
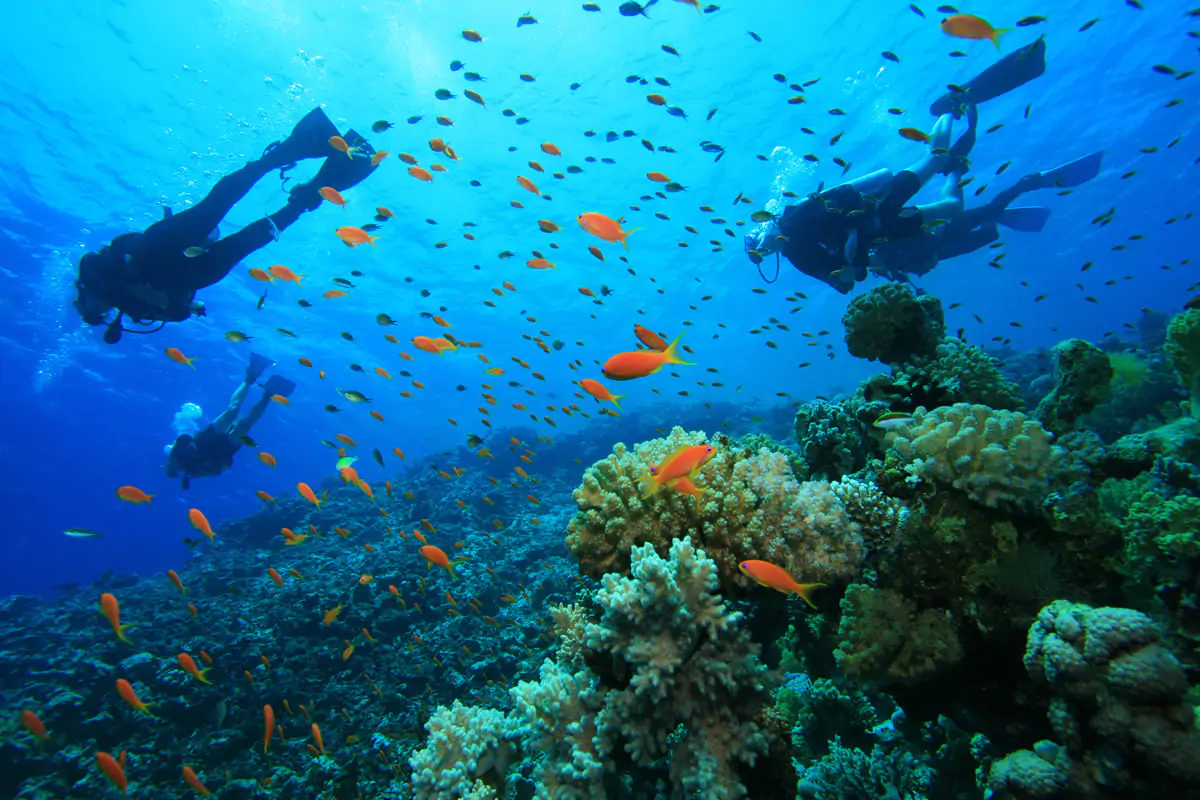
(744, 36, 1051, 294)
(165, 353, 294, 489)
(870, 151, 1104, 280)
(74, 107, 378, 344)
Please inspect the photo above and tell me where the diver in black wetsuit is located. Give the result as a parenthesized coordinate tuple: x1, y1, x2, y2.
(165, 353, 294, 489)
(744, 36, 1050, 294)
(74, 108, 378, 344)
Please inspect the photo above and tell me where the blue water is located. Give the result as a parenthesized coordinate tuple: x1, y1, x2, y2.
(0, 0, 1196, 598)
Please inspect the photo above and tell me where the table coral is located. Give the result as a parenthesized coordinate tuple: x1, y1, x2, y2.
(885, 403, 1064, 508)
(567, 427, 866, 594)
(842, 283, 945, 365)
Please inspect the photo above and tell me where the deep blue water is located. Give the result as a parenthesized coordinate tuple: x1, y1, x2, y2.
(1, 0, 1197, 597)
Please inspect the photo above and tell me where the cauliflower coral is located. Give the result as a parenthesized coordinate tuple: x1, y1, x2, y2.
(842, 283, 945, 365)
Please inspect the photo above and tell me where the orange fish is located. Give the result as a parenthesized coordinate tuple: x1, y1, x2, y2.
(116, 678, 154, 716)
(188, 508, 215, 542)
(165, 347, 197, 368)
(462, 29, 483, 42)
(167, 570, 186, 596)
(256, 490, 275, 503)
(263, 704, 275, 753)
(336, 226, 380, 247)
(269, 568, 284, 586)
(430, 163, 448, 173)
(329, 135, 361, 159)
(96, 751, 128, 795)
(408, 166, 434, 182)
(646, 171, 670, 183)
(675, 0, 703, 12)
(737, 560, 826, 609)
(182, 766, 212, 796)
(526, 258, 556, 270)
(100, 593, 133, 644)
(940, 13, 1008, 50)
(647, 93, 667, 105)
(187, 603, 198, 618)
(271, 393, 290, 405)
(312, 723, 325, 754)
(177, 652, 212, 684)
(580, 378, 625, 409)
(541, 142, 561, 156)
(577, 212, 640, 250)
(634, 324, 670, 351)
(248, 267, 274, 283)
(412, 336, 441, 355)
(420, 545, 459, 579)
(377, 206, 395, 218)
(603, 332, 692, 380)
(433, 337, 458, 353)
(289, 569, 304, 580)
(641, 444, 716, 498)
(298, 483, 322, 508)
(319, 186, 348, 208)
(323, 603, 344, 626)
(517, 176, 540, 195)
(537, 220, 560, 233)
(898, 127, 930, 143)
(269, 264, 304, 285)
(323, 289, 349, 299)
(432, 315, 451, 328)
(371, 150, 389, 167)
(20, 710, 48, 742)
(258, 452, 277, 468)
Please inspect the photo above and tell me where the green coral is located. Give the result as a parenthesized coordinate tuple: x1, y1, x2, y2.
(1033, 338, 1113, 435)
(833, 583, 962, 686)
(1165, 308, 1200, 418)
(892, 337, 1024, 411)
(842, 283, 945, 365)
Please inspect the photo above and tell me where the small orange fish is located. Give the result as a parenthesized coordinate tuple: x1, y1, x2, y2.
(96, 751, 128, 795)
(408, 166, 434, 182)
(116, 678, 154, 716)
(940, 13, 1008, 50)
(269, 568, 284, 586)
(271, 394, 290, 405)
(336, 226, 380, 248)
(269, 264, 304, 285)
(188, 508, 214, 542)
(177, 652, 212, 684)
(323, 289, 349, 299)
(323, 603, 344, 626)
(371, 150, 389, 167)
(526, 258, 556, 270)
(312, 723, 326, 754)
(298, 483, 322, 508)
(187, 603, 198, 618)
(899, 127, 930, 143)
(248, 267, 274, 283)
(167, 570, 186, 596)
(462, 29, 483, 42)
(182, 766, 212, 796)
(577, 212, 640, 250)
(165, 347, 197, 368)
(541, 142, 561, 156)
(420, 545, 459, 579)
(603, 332, 693, 380)
(538, 220, 560, 233)
(319, 186, 348, 208)
(20, 710, 48, 742)
(258, 452, 277, 468)
(256, 490, 276, 502)
(634, 324, 670, 351)
(263, 705, 275, 753)
(647, 93, 667, 105)
(100, 593, 134, 644)
(737, 560, 826, 608)
(646, 171, 670, 183)
(580, 378, 625, 408)
(517, 175, 540, 195)
(329, 135, 361, 159)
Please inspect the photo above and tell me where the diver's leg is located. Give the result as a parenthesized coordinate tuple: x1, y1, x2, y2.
(188, 195, 316, 289)
(210, 380, 253, 434)
(231, 390, 273, 439)
(936, 223, 1000, 261)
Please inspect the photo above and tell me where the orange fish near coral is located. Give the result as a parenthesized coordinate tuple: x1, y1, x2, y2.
(100, 593, 133, 644)
(641, 444, 716, 497)
(419, 545, 459, 579)
(188, 508, 214, 542)
(737, 560, 826, 608)
(182, 766, 212, 796)
(577, 212, 640, 250)
(603, 332, 693, 380)
(580, 378, 625, 409)
(177, 652, 212, 684)
(20, 710, 48, 742)
(263, 704, 275, 753)
(116, 678, 154, 716)
(167, 570, 186, 596)
(96, 751, 128, 795)
(298, 483, 322, 508)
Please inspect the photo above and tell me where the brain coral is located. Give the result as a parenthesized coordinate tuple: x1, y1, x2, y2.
(885, 403, 1064, 508)
(567, 427, 865, 593)
(842, 283, 945, 365)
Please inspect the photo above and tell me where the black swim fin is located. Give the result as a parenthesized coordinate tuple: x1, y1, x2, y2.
(259, 108, 342, 170)
(261, 375, 296, 398)
(288, 129, 378, 210)
(246, 352, 273, 382)
(1024, 152, 1104, 190)
(998, 206, 1051, 233)
(930, 36, 1046, 116)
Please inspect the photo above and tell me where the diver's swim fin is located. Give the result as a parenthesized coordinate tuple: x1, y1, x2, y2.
(259, 108, 342, 170)
(261, 375, 296, 398)
(998, 206, 1051, 233)
(930, 35, 1046, 116)
(246, 352, 273, 382)
(1027, 152, 1104, 190)
(287, 129, 378, 211)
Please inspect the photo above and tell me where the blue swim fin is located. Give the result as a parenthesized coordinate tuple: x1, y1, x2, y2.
(930, 35, 1046, 116)
(1029, 152, 1104, 189)
(998, 206, 1051, 233)
(247, 353, 274, 382)
(261, 375, 296, 398)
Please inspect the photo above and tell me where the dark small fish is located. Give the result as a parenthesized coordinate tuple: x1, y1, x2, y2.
(567, 165, 583, 174)
(703, 4, 718, 12)
(773, 73, 787, 83)
(256, 292, 266, 310)
(519, 73, 536, 82)
(449, 60, 465, 71)
(466, 434, 484, 448)
(706, 108, 717, 120)
(350, 270, 364, 277)
(623, 130, 636, 137)
(1079, 18, 1098, 31)
(947, 83, 967, 94)
(606, 131, 620, 142)
(666, 106, 687, 118)
(464, 71, 486, 82)
(949, 50, 966, 57)
(435, 88, 456, 100)
(341, 332, 355, 341)
(350, 363, 365, 373)
(502, 109, 516, 117)
(333, 277, 356, 287)
(654, 77, 670, 86)
(620, 0, 656, 17)
(297, 299, 312, 308)
(659, 145, 676, 153)
(371, 120, 394, 134)
(936, 4, 957, 12)
(420, 289, 431, 297)
(515, 117, 530, 125)
(665, 182, 686, 192)
(517, 12, 538, 26)
(662, 44, 680, 57)
(624, 75, 640, 83)
(1017, 15, 1046, 26)
(1152, 64, 1176, 76)
(909, 3, 924, 17)
(882, 51, 899, 63)
(406, 115, 423, 124)
(470, 179, 482, 187)
(361, 223, 381, 232)
(582, 2, 601, 10)
(601, 157, 616, 164)
(455, 384, 467, 391)
(748, 31, 761, 41)
(325, 405, 340, 413)
(570, 82, 582, 91)
(373, 448, 385, 467)
(237, 434, 258, 447)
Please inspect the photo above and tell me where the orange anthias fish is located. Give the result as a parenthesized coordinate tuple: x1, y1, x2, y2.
(182, 766, 212, 796)
(100, 593, 133, 644)
(336, 226, 380, 248)
(263, 704, 275, 753)
(602, 332, 693, 380)
(640, 444, 716, 498)
(737, 560, 826, 609)
(298, 483, 322, 508)
(323, 603, 344, 626)
(167, 570, 186, 596)
(940, 13, 1008, 50)
(20, 710, 48, 742)
(258, 452, 277, 468)
(541, 142, 561, 156)
(371, 150, 389, 167)
(633, 324, 669, 351)
(115, 485, 153, 504)
(517, 175, 540, 195)
(577, 212, 641, 250)
(116, 678, 154, 716)
(165, 347, 197, 368)
(329, 135, 361, 159)
(248, 267, 274, 283)
(269, 264, 304, 285)
(408, 166, 434, 182)
(96, 751, 128, 795)
(419, 545, 459, 579)
(898, 127, 930, 144)
(188, 508, 215, 542)
(580, 378, 625, 409)
(319, 186, 348, 208)
(177, 652, 212, 684)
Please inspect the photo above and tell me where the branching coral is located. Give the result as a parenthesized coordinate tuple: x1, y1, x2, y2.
(885, 403, 1064, 508)
(842, 283, 945, 365)
(1032, 338, 1113, 435)
(829, 478, 911, 552)
(833, 583, 962, 686)
(793, 399, 872, 479)
(796, 737, 934, 800)
(409, 700, 520, 800)
(567, 427, 865, 594)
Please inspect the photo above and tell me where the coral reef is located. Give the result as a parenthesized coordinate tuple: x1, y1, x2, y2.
(796, 737, 935, 800)
(409, 701, 520, 799)
(842, 283, 945, 365)
(884, 403, 1064, 509)
(1032, 338, 1113, 435)
(890, 337, 1025, 411)
(792, 398, 874, 479)
(1165, 307, 1200, 417)
(829, 477, 912, 553)
(567, 427, 865, 593)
